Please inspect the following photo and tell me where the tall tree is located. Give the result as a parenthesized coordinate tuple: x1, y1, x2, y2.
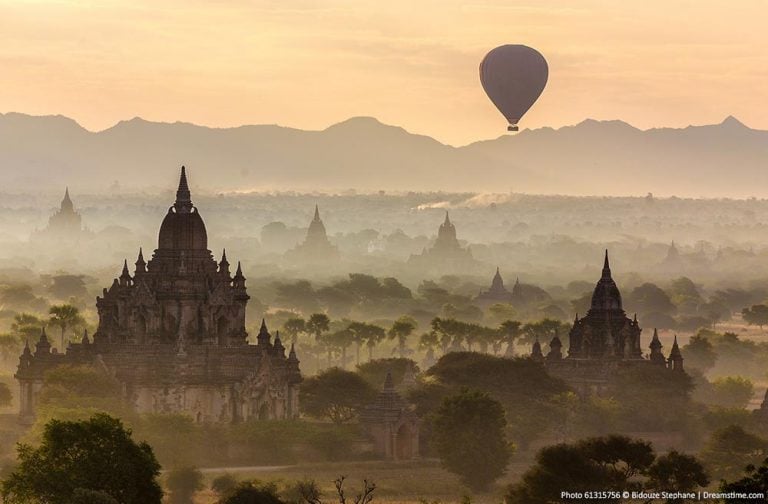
(0, 333, 21, 364)
(306, 313, 330, 340)
(432, 389, 513, 491)
(499, 319, 522, 356)
(1, 414, 162, 504)
(328, 328, 354, 368)
(387, 316, 417, 358)
(364, 323, 386, 361)
(281, 317, 306, 346)
(11, 313, 45, 342)
(307, 313, 331, 367)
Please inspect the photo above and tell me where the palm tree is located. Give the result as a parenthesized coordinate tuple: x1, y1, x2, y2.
(418, 331, 439, 368)
(364, 324, 386, 361)
(347, 322, 368, 366)
(48, 304, 85, 351)
(282, 317, 306, 346)
(0, 334, 20, 364)
(11, 313, 45, 342)
(329, 328, 354, 368)
(388, 316, 417, 358)
(347, 322, 386, 364)
(305, 313, 331, 369)
(431, 317, 458, 354)
(306, 313, 330, 341)
(474, 325, 499, 354)
(500, 320, 523, 357)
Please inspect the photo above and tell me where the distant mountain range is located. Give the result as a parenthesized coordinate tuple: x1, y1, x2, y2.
(1, 112, 766, 197)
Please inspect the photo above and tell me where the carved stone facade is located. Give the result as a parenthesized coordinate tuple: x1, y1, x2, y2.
(535, 251, 684, 396)
(16, 167, 301, 424)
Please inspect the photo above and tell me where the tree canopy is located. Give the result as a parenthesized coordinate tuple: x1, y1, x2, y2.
(299, 368, 377, 424)
(506, 435, 707, 504)
(1, 413, 162, 504)
(431, 389, 513, 491)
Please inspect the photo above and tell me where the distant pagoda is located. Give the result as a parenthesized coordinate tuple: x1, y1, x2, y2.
(476, 267, 514, 304)
(34, 188, 85, 241)
(285, 205, 340, 263)
(408, 212, 478, 274)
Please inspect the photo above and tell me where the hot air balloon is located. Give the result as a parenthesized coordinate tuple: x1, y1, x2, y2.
(480, 45, 548, 132)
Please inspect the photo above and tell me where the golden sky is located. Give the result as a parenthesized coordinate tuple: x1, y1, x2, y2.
(1, 0, 766, 145)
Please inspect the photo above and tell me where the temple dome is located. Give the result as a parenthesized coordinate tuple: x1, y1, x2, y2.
(590, 250, 623, 311)
(157, 167, 208, 250)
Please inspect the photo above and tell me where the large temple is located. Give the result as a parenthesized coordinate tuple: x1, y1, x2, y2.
(533, 251, 684, 395)
(16, 167, 302, 424)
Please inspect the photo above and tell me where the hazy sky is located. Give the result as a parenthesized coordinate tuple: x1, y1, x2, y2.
(1, 0, 766, 145)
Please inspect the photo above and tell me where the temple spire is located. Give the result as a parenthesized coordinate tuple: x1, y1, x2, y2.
(274, 330, 285, 356)
(233, 261, 246, 289)
(444, 211, 451, 226)
(61, 187, 74, 212)
(383, 371, 394, 390)
(313, 205, 320, 221)
(120, 259, 132, 286)
(668, 334, 684, 371)
(174, 166, 192, 211)
(288, 343, 300, 365)
(135, 248, 146, 274)
(650, 328, 662, 349)
(602, 249, 612, 279)
(491, 267, 504, 290)
(219, 249, 230, 276)
(257, 318, 271, 347)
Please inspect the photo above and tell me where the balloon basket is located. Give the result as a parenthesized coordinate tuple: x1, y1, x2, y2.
(507, 125, 519, 132)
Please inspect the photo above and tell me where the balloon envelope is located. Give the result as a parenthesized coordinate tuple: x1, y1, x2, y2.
(480, 45, 548, 129)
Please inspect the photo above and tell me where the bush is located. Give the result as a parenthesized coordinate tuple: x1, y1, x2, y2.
(219, 481, 284, 504)
(166, 466, 204, 504)
(212, 474, 239, 496)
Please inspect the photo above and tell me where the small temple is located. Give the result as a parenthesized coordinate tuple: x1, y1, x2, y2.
(361, 372, 420, 460)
